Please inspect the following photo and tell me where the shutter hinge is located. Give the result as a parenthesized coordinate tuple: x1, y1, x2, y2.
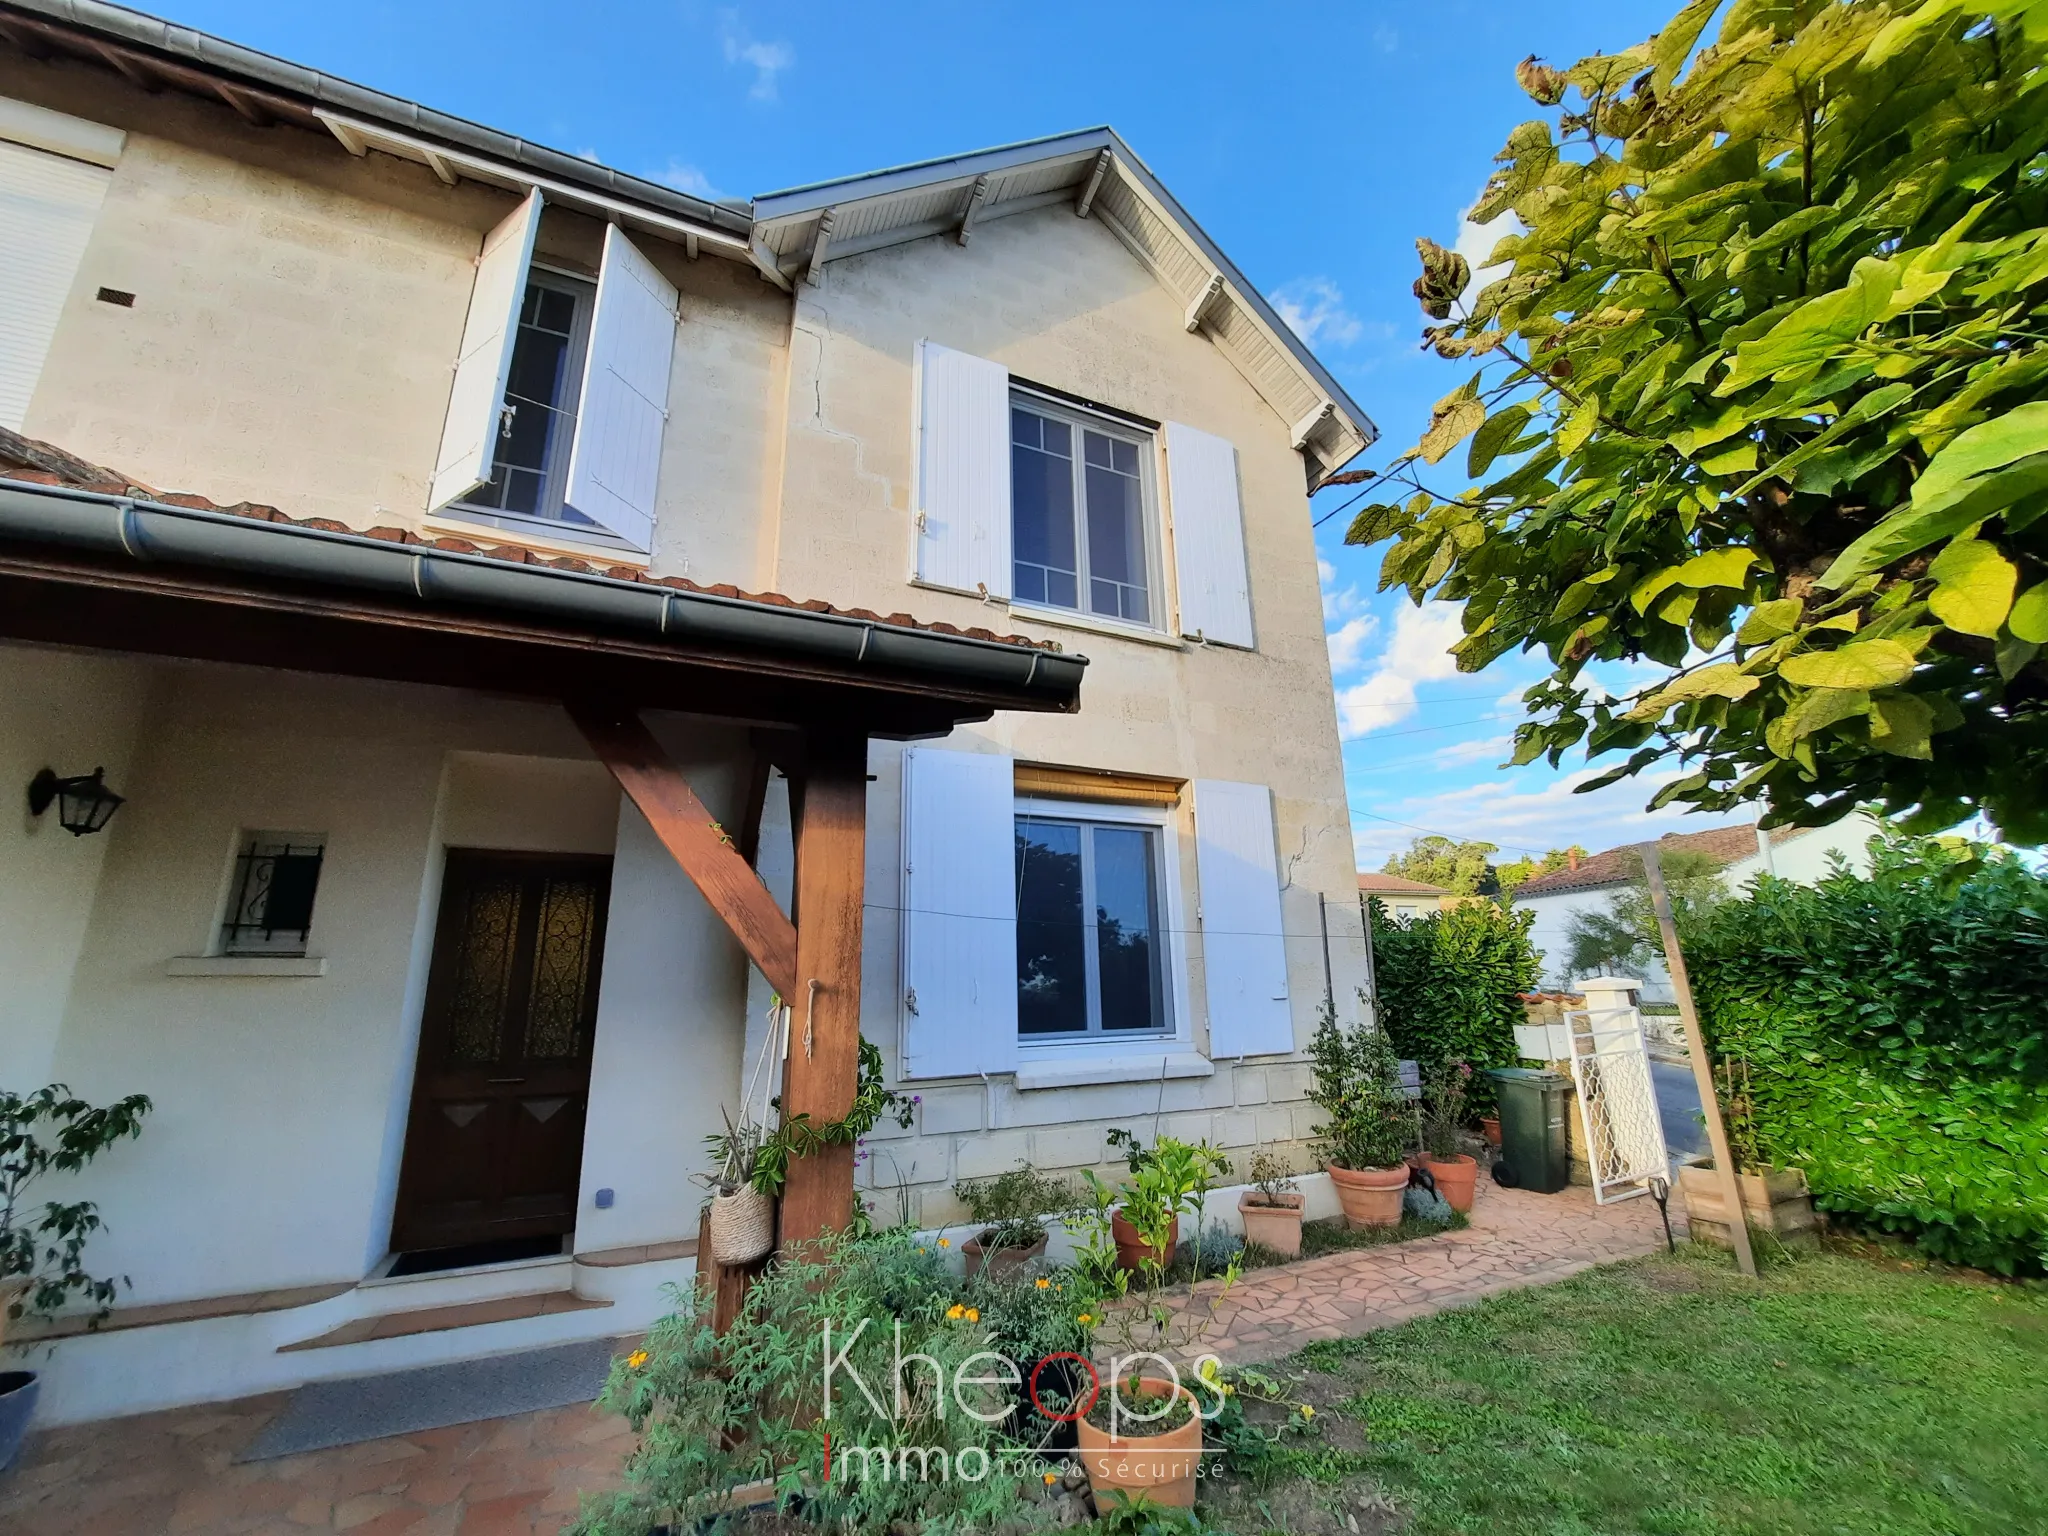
(914, 510, 928, 534)
(905, 987, 919, 1016)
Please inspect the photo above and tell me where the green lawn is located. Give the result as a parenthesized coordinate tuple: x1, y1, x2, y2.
(1207, 1244, 2048, 1536)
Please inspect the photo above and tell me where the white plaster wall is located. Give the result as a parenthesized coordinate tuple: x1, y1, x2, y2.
(1723, 814, 1881, 890)
(20, 662, 748, 1309)
(0, 645, 154, 1088)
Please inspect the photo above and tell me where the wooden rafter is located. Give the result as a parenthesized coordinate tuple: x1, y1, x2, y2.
(570, 704, 798, 1000)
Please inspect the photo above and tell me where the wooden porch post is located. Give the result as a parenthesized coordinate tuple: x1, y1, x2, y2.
(776, 728, 869, 1246)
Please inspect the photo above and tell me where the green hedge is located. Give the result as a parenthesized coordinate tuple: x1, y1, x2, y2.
(1687, 837, 2048, 1275)
(1369, 897, 1540, 1116)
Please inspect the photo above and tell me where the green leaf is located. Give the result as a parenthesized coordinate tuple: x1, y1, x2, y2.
(1558, 394, 1600, 456)
(1716, 258, 1901, 395)
(2010, 582, 2048, 645)
(1995, 634, 2040, 681)
(1868, 693, 1934, 759)
(1635, 663, 1763, 718)
(1819, 454, 2048, 587)
(1697, 440, 1757, 475)
(1675, 547, 1759, 590)
(1737, 598, 1803, 644)
(1631, 566, 1685, 615)
(1780, 639, 1919, 690)
(1913, 403, 2048, 507)
(1926, 539, 2018, 638)
(1418, 393, 1487, 465)
(1467, 403, 1532, 479)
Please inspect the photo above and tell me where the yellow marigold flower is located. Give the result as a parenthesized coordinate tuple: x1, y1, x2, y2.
(1299, 1404, 1315, 1419)
(625, 1350, 649, 1369)
(1043, 1472, 1059, 1486)
(938, 1237, 950, 1248)
(965, 1308, 980, 1323)
(1078, 1313, 1094, 1326)
(916, 1246, 927, 1254)
(947, 1303, 965, 1320)
(1035, 1278, 1051, 1289)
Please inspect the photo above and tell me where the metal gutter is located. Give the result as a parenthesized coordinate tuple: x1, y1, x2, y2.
(0, 480, 1085, 704)
(1, 0, 753, 236)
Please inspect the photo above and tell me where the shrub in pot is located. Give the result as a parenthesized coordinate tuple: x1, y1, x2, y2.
(1076, 1374, 1204, 1509)
(1092, 1131, 1229, 1274)
(952, 1165, 1080, 1278)
(1419, 1059, 1479, 1213)
(695, 1110, 775, 1266)
(1, 1083, 152, 1470)
(1237, 1150, 1305, 1258)
(1308, 1001, 1415, 1227)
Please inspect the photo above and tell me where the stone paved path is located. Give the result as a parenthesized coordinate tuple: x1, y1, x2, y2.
(1161, 1179, 1681, 1365)
(1, 1181, 1676, 1533)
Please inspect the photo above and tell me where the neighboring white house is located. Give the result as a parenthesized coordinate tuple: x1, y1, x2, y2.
(1513, 815, 1882, 999)
(0, 5, 1377, 1424)
(1358, 871, 1455, 923)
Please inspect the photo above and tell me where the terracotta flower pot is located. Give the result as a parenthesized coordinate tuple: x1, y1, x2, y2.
(1480, 1116, 1502, 1149)
(1423, 1154, 1478, 1214)
(962, 1231, 1047, 1280)
(1076, 1377, 1203, 1510)
(1327, 1163, 1408, 1228)
(1238, 1191, 1305, 1258)
(1110, 1210, 1178, 1272)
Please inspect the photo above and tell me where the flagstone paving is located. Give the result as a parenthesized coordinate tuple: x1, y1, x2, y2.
(1157, 1179, 1682, 1365)
(1, 1182, 1677, 1534)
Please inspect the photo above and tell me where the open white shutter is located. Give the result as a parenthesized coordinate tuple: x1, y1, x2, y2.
(900, 746, 1017, 1079)
(563, 224, 678, 551)
(1194, 779, 1292, 1059)
(0, 138, 112, 431)
(1166, 422, 1254, 649)
(913, 341, 1011, 598)
(428, 189, 541, 513)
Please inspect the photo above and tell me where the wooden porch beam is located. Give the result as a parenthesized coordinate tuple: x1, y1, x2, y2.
(776, 729, 870, 1245)
(570, 704, 799, 1000)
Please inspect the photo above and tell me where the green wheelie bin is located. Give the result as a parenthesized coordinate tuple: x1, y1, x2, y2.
(1486, 1067, 1572, 1194)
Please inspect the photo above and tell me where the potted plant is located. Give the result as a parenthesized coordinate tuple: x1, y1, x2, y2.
(1237, 1150, 1305, 1258)
(695, 1110, 775, 1267)
(1419, 1059, 1479, 1213)
(1075, 1372, 1204, 1509)
(1095, 1131, 1229, 1273)
(1308, 1001, 1413, 1228)
(2, 1083, 152, 1469)
(1677, 1058, 1819, 1250)
(952, 1165, 1078, 1279)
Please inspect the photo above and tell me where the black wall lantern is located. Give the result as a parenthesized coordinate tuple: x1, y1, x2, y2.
(28, 766, 125, 836)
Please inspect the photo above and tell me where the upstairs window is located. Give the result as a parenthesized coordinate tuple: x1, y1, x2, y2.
(457, 272, 595, 527)
(1010, 397, 1156, 627)
(222, 833, 326, 956)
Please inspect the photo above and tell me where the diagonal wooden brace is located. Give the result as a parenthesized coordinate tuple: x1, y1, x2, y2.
(570, 703, 798, 1000)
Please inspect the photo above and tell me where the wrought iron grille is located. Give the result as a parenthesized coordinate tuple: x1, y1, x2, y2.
(222, 838, 325, 954)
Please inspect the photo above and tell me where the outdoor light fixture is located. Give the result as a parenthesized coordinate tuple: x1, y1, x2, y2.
(27, 766, 125, 837)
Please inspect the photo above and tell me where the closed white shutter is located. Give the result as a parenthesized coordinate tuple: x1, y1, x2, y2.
(1165, 422, 1255, 649)
(428, 189, 542, 513)
(0, 139, 112, 432)
(1193, 779, 1293, 1059)
(900, 746, 1018, 1079)
(913, 341, 1011, 598)
(563, 224, 678, 551)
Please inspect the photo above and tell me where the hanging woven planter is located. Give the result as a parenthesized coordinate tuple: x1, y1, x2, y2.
(707, 1184, 776, 1266)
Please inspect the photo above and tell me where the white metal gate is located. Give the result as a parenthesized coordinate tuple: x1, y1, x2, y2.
(1567, 995, 1669, 1204)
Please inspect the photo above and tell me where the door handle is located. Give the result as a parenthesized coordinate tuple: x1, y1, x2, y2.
(486, 1076, 527, 1085)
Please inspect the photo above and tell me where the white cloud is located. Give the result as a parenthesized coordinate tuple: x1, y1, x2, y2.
(1268, 277, 1365, 349)
(1336, 602, 1465, 738)
(657, 161, 723, 200)
(1452, 200, 1522, 298)
(1326, 614, 1379, 677)
(720, 12, 794, 101)
(1351, 764, 1749, 871)
(1431, 733, 1514, 769)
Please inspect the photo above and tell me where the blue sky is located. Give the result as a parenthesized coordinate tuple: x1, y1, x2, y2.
(154, 0, 1748, 870)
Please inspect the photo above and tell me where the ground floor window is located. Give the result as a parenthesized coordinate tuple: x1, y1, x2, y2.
(1014, 814, 1168, 1039)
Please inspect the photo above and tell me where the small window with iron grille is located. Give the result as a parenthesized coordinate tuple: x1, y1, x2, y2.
(221, 833, 326, 956)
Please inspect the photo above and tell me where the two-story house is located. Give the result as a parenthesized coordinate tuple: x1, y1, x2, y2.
(0, 0, 1376, 1426)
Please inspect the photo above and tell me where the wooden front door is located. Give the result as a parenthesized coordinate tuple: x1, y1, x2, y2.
(392, 850, 613, 1254)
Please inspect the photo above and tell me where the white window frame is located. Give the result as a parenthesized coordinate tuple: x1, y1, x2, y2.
(1013, 795, 1192, 1060)
(440, 265, 641, 554)
(1007, 388, 1166, 635)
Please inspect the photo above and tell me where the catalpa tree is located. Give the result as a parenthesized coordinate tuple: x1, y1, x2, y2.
(1346, 0, 2048, 839)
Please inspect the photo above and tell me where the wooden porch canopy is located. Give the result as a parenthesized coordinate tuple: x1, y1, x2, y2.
(0, 465, 1086, 1242)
